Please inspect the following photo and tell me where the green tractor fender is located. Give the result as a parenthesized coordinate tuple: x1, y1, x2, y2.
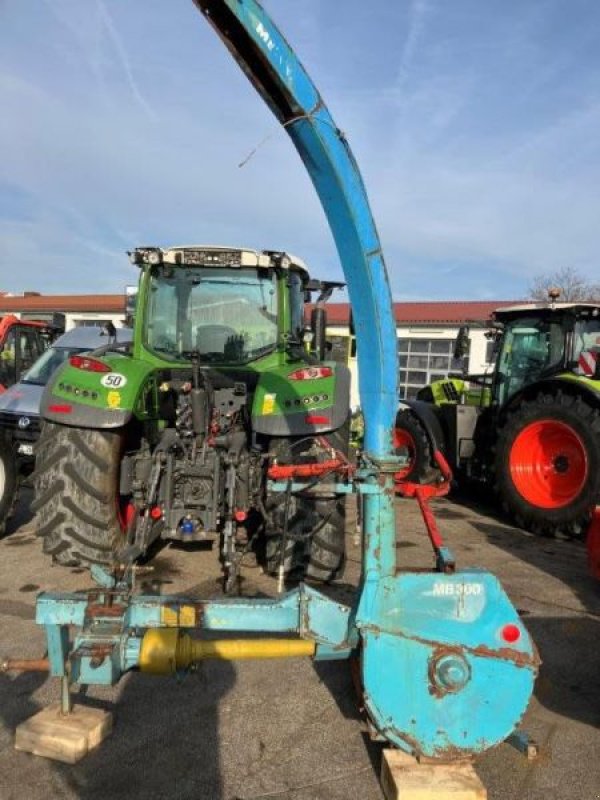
(41, 353, 157, 430)
(252, 361, 351, 437)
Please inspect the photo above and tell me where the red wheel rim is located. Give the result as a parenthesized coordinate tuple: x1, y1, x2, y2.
(509, 419, 588, 509)
(393, 427, 416, 481)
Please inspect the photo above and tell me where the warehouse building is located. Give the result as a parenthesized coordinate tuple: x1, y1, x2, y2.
(321, 301, 518, 407)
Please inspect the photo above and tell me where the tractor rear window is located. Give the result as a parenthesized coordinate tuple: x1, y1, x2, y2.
(495, 317, 565, 404)
(574, 318, 600, 355)
(145, 267, 278, 364)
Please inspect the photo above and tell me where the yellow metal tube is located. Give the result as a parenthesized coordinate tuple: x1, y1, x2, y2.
(139, 629, 316, 675)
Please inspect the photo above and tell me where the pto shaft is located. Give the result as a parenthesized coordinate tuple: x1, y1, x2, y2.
(139, 629, 316, 675)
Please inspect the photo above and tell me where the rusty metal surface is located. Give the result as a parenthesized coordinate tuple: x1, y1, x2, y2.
(1, 657, 50, 673)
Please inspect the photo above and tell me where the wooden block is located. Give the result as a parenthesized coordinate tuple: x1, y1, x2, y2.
(381, 749, 487, 800)
(15, 703, 112, 764)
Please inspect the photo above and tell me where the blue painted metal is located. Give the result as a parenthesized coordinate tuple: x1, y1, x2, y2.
(267, 480, 379, 495)
(436, 546, 456, 573)
(37, 582, 356, 683)
(36, 566, 537, 755)
(45, 624, 69, 678)
(37, 584, 352, 646)
(357, 571, 538, 757)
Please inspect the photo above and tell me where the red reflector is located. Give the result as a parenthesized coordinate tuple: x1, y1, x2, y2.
(150, 506, 163, 520)
(501, 624, 521, 644)
(288, 366, 333, 380)
(305, 414, 330, 425)
(48, 404, 72, 414)
(69, 355, 111, 373)
(234, 509, 248, 522)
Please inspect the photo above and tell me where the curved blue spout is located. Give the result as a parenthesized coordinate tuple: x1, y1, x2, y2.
(195, 0, 398, 457)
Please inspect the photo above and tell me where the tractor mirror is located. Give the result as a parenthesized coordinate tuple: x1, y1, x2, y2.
(310, 306, 327, 360)
(125, 285, 138, 327)
(454, 326, 470, 360)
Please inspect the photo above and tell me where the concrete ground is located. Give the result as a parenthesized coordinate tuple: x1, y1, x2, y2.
(0, 489, 599, 800)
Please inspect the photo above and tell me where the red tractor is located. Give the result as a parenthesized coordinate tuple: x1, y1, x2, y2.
(0, 315, 63, 392)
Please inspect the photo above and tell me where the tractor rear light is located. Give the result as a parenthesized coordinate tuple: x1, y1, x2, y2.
(48, 404, 72, 414)
(288, 367, 333, 380)
(69, 355, 111, 373)
(500, 624, 521, 644)
(305, 414, 330, 425)
(234, 509, 248, 522)
(150, 506, 163, 520)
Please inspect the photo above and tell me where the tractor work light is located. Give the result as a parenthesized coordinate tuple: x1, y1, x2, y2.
(148, 250, 163, 266)
(69, 355, 111, 373)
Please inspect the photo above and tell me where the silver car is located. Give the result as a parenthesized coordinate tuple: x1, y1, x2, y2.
(0, 326, 132, 533)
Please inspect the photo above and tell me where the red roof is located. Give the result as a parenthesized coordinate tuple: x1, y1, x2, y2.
(0, 294, 518, 325)
(309, 300, 520, 325)
(0, 295, 125, 313)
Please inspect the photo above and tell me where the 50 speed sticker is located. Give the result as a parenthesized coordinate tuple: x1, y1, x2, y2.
(101, 373, 127, 389)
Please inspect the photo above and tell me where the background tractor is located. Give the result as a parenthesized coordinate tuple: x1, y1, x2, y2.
(395, 297, 600, 536)
(33, 246, 350, 589)
(0, 314, 63, 392)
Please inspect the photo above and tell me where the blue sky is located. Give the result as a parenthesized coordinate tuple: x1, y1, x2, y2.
(1, 0, 600, 300)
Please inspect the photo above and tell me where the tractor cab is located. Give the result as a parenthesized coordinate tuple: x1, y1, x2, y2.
(0, 315, 64, 393)
(490, 303, 600, 406)
(128, 246, 339, 367)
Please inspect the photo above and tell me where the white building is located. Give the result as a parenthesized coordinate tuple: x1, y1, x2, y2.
(320, 300, 519, 409)
(0, 293, 127, 331)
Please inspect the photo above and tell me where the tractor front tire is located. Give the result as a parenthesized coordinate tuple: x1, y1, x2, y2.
(495, 392, 600, 537)
(32, 422, 125, 566)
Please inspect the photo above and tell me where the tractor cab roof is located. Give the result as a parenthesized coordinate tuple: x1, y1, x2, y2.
(494, 302, 600, 322)
(129, 245, 310, 276)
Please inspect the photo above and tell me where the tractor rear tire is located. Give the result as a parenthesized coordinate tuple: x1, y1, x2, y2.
(495, 392, 600, 537)
(265, 492, 346, 582)
(0, 437, 18, 536)
(32, 422, 126, 566)
(265, 425, 348, 583)
(394, 410, 434, 483)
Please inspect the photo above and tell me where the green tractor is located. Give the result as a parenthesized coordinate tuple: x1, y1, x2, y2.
(395, 299, 600, 536)
(32, 246, 350, 587)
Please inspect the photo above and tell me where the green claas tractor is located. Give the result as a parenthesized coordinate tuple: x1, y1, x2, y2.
(395, 299, 600, 537)
(32, 246, 350, 588)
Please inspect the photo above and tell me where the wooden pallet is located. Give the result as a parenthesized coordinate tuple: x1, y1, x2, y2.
(15, 703, 112, 764)
(381, 749, 487, 800)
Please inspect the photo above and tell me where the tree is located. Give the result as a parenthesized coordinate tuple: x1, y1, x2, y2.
(528, 267, 600, 302)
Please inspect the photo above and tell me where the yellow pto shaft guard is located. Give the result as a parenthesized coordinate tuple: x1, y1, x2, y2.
(139, 629, 316, 675)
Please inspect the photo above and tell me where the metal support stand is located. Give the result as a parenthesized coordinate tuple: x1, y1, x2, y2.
(60, 675, 72, 716)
